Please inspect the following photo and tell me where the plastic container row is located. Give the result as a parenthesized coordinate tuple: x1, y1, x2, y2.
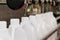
(0, 12, 58, 40)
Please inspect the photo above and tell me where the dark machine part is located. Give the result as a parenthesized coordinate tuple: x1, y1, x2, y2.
(39, 0, 41, 5)
(6, 0, 25, 10)
(44, 0, 47, 12)
(32, 0, 35, 4)
(32, 0, 41, 4)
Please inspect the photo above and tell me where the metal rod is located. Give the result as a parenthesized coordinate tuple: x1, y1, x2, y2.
(43, 27, 58, 40)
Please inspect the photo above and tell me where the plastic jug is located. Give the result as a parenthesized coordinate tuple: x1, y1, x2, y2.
(44, 12, 57, 40)
(21, 17, 37, 40)
(0, 21, 11, 40)
(29, 15, 48, 40)
(14, 25, 28, 40)
(29, 15, 44, 40)
(36, 12, 57, 39)
(44, 12, 57, 30)
(36, 14, 49, 39)
(29, 15, 39, 29)
(9, 18, 20, 40)
(39, 12, 57, 34)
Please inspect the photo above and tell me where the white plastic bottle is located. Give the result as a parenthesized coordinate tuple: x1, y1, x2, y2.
(36, 12, 57, 40)
(21, 17, 37, 40)
(40, 12, 57, 34)
(44, 12, 57, 40)
(9, 18, 20, 40)
(29, 15, 47, 40)
(14, 25, 28, 40)
(0, 21, 11, 40)
(29, 15, 39, 29)
(44, 12, 57, 31)
(36, 14, 49, 39)
(0, 21, 7, 29)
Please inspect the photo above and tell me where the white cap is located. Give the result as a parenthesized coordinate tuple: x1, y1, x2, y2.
(29, 15, 36, 18)
(10, 18, 20, 25)
(21, 17, 29, 22)
(29, 15, 36, 21)
(0, 21, 7, 28)
(45, 12, 53, 16)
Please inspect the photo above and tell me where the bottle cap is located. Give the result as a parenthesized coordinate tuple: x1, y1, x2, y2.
(0, 21, 7, 28)
(29, 15, 36, 22)
(21, 17, 29, 22)
(29, 15, 36, 18)
(10, 18, 20, 25)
